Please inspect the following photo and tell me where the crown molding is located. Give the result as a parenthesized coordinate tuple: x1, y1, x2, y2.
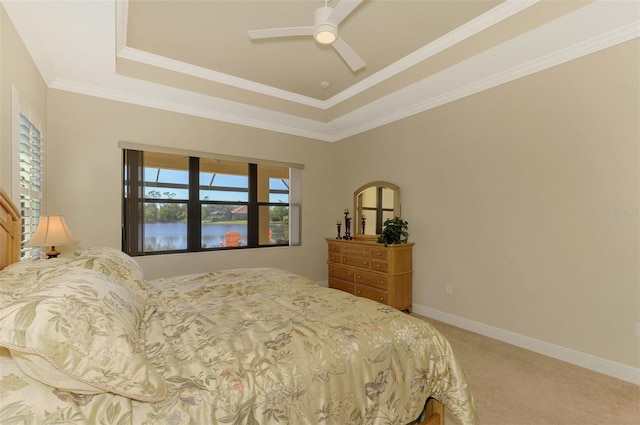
(115, 0, 539, 110)
(327, 21, 640, 141)
(5, 0, 638, 143)
(117, 47, 327, 109)
(326, 0, 539, 107)
(115, 0, 128, 54)
(50, 18, 640, 144)
(2, 1, 57, 86)
(48, 78, 334, 142)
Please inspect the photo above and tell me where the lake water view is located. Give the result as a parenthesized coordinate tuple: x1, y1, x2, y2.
(144, 222, 286, 250)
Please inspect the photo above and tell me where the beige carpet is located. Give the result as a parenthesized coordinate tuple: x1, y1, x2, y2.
(414, 315, 640, 425)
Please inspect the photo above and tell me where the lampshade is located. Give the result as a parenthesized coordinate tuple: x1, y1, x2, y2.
(25, 215, 77, 258)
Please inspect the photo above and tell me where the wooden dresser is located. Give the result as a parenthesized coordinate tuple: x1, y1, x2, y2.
(326, 238, 414, 313)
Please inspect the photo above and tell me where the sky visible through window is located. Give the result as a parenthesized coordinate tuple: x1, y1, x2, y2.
(144, 168, 289, 203)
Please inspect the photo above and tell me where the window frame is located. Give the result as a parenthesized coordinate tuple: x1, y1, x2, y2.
(122, 148, 301, 256)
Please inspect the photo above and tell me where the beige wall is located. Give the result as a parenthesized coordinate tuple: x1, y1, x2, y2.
(0, 7, 48, 196)
(45, 90, 336, 281)
(335, 39, 640, 369)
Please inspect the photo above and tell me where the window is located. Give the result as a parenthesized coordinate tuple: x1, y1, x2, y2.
(122, 147, 301, 256)
(12, 88, 43, 260)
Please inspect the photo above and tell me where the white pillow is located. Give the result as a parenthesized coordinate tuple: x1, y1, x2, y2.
(0, 266, 165, 402)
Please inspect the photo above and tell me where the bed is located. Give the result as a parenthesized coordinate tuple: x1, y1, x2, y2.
(0, 187, 478, 425)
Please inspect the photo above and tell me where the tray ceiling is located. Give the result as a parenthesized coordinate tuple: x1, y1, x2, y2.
(3, 0, 638, 141)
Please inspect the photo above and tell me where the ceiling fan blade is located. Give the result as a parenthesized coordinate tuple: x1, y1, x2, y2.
(327, 0, 364, 26)
(332, 37, 366, 71)
(247, 26, 314, 40)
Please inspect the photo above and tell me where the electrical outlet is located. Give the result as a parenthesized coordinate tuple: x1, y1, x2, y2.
(446, 284, 454, 295)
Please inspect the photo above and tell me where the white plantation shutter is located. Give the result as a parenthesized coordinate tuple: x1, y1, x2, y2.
(18, 112, 43, 259)
(13, 88, 44, 260)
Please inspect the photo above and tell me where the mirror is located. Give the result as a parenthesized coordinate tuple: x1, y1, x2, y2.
(354, 181, 400, 238)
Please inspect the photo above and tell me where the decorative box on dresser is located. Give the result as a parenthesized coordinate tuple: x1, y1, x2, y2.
(326, 238, 414, 313)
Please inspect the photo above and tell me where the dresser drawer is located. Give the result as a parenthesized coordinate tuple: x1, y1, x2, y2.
(370, 248, 388, 260)
(370, 260, 388, 273)
(329, 279, 354, 294)
(327, 252, 341, 263)
(328, 264, 355, 282)
(354, 270, 388, 290)
(342, 256, 370, 269)
(328, 242, 343, 253)
(354, 285, 388, 305)
(342, 245, 369, 258)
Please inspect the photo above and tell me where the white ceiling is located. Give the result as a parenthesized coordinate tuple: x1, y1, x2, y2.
(3, 0, 639, 142)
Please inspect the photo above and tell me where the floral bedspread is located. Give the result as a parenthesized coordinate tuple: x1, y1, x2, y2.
(0, 267, 478, 425)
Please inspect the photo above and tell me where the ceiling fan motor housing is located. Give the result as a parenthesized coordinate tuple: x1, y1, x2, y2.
(314, 6, 337, 44)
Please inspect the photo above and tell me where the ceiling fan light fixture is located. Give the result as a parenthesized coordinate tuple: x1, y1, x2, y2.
(314, 24, 337, 44)
(314, 6, 337, 44)
(247, 0, 366, 72)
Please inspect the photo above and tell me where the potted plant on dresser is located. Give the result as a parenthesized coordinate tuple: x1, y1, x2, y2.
(377, 217, 409, 246)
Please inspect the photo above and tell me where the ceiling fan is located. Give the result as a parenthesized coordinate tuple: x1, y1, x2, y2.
(247, 0, 366, 72)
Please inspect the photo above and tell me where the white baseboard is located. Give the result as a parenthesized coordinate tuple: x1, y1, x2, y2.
(413, 304, 640, 386)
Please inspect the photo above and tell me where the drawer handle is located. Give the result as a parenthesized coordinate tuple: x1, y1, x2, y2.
(380, 280, 384, 284)
(357, 290, 361, 295)
(329, 268, 333, 272)
(379, 297, 384, 301)
(348, 272, 352, 276)
(376, 252, 381, 256)
(363, 261, 367, 265)
(376, 264, 381, 269)
(357, 275, 361, 279)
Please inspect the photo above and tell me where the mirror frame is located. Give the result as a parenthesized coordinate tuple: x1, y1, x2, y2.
(353, 181, 401, 239)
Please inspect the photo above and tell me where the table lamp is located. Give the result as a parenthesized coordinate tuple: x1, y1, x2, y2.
(25, 215, 77, 258)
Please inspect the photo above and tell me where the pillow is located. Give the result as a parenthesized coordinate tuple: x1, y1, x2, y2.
(11, 352, 103, 394)
(0, 258, 71, 280)
(0, 258, 72, 307)
(70, 246, 145, 293)
(0, 266, 165, 402)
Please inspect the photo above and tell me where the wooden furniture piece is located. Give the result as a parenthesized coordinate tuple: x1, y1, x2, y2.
(327, 238, 414, 313)
(0, 187, 21, 270)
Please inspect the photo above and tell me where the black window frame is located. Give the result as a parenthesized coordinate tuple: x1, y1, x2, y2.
(123, 149, 293, 256)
